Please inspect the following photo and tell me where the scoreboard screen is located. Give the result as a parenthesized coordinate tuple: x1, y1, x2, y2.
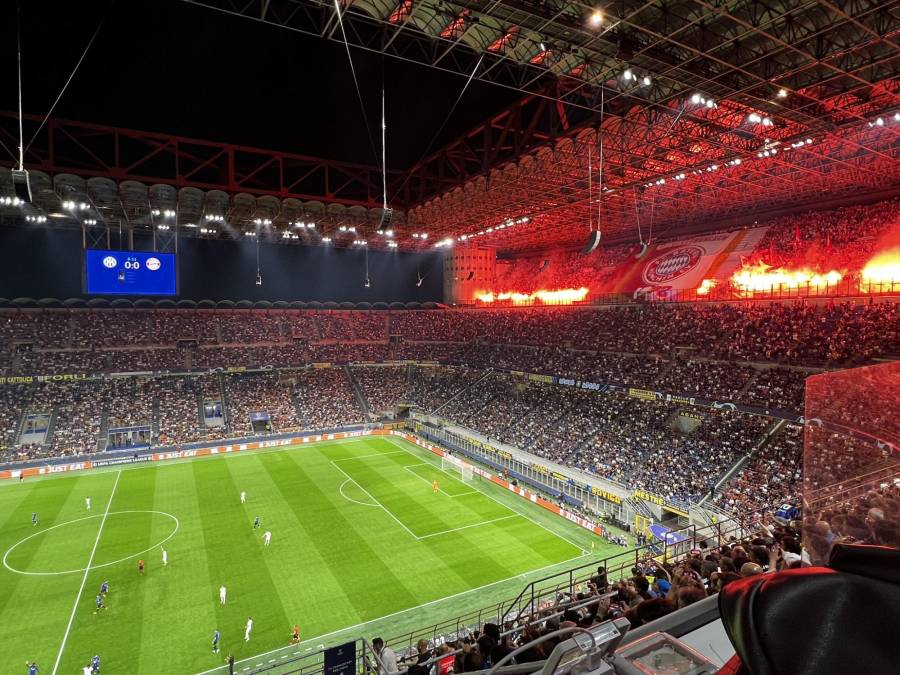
(85, 249, 178, 296)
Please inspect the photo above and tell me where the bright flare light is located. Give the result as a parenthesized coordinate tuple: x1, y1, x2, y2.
(696, 278, 718, 295)
(860, 247, 900, 292)
(475, 287, 589, 305)
(730, 261, 842, 295)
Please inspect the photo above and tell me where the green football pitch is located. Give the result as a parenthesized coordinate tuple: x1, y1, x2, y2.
(0, 436, 629, 674)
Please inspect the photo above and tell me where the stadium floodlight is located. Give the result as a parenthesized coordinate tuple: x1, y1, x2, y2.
(622, 69, 634, 81)
(642, 76, 651, 86)
(777, 88, 788, 98)
(589, 10, 602, 27)
(322, 237, 332, 243)
(895, 113, 900, 122)
(691, 93, 701, 104)
(876, 117, 884, 126)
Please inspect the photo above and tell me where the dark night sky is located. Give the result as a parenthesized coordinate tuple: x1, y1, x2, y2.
(0, 0, 518, 168)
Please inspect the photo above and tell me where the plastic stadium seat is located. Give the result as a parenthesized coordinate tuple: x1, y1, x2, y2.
(718, 543, 900, 675)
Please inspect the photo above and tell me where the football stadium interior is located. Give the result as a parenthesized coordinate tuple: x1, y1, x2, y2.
(0, 1, 898, 674)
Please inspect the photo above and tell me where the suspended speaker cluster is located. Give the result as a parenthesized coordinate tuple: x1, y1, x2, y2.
(11, 169, 32, 203)
(581, 230, 602, 255)
(377, 207, 393, 232)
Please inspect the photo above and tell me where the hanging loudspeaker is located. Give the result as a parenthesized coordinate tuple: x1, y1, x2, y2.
(377, 208, 394, 231)
(539, 259, 550, 272)
(466, 271, 474, 281)
(12, 169, 32, 203)
(581, 230, 601, 255)
(635, 242, 650, 259)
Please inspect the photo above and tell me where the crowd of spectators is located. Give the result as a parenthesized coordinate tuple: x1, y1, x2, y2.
(491, 245, 636, 296)
(738, 367, 807, 412)
(224, 372, 302, 434)
(753, 198, 898, 273)
(378, 520, 804, 672)
(436, 373, 776, 504)
(292, 368, 365, 429)
(1, 302, 895, 384)
(352, 366, 408, 413)
(150, 376, 203, 445)
(712, 424, 803, 517)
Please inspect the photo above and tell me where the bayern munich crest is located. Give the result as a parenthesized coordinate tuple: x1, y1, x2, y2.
(642, 245, 704, 283)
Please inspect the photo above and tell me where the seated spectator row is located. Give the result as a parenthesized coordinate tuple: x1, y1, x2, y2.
(1, 301, 896, 373)
(0, 365, 799, 513)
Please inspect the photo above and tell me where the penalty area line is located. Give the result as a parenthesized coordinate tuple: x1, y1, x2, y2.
(329, 460, 421, 540)
(51, 470, 122, 675)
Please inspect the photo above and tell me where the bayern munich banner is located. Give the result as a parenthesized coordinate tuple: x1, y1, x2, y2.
(605, 226, 769, 299)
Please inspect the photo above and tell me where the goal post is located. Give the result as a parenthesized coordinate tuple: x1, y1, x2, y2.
(441, 454, 475, 482)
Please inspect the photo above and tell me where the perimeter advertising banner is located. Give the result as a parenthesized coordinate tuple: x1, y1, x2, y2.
(604, 226, 769, 298)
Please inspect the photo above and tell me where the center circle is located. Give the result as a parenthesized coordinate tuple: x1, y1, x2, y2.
(2, 510, 179, 576)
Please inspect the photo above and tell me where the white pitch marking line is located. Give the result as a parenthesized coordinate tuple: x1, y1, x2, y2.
(401, 464, 475, 497)
(386, 438, 589, 555)
(193, 550, 590, 675)
(329, 460, 421, 540)
(3, 510, 180, 577)
(51, 470, 122, 675)
(332, 450, 408, 462)
(418, 514, 521, 539)
(337, 479, 379, 508)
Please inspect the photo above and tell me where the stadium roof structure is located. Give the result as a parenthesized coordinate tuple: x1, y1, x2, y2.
(1, 0, 898, 253)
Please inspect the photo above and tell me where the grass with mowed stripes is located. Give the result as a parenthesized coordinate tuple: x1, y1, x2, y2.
(0, 437, 628, 674)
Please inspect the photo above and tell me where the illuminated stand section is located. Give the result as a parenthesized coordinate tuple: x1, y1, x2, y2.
(802, 361, 900, 565)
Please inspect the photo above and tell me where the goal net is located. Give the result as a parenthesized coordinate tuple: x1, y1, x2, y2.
(441, 454, 474, 482)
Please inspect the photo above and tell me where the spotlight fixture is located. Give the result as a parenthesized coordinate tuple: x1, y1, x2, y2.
(777, 88, 788, 98)
(25, 215, 47, 223)
(623, 69, 634, 81)
(162, 209, 175, 218)
(322, 237, 332, 244)
(642, 76, 651, 86)
(589, 10, 602, 27)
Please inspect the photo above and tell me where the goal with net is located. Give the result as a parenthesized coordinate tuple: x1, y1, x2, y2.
(441, 454, 474, 482)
